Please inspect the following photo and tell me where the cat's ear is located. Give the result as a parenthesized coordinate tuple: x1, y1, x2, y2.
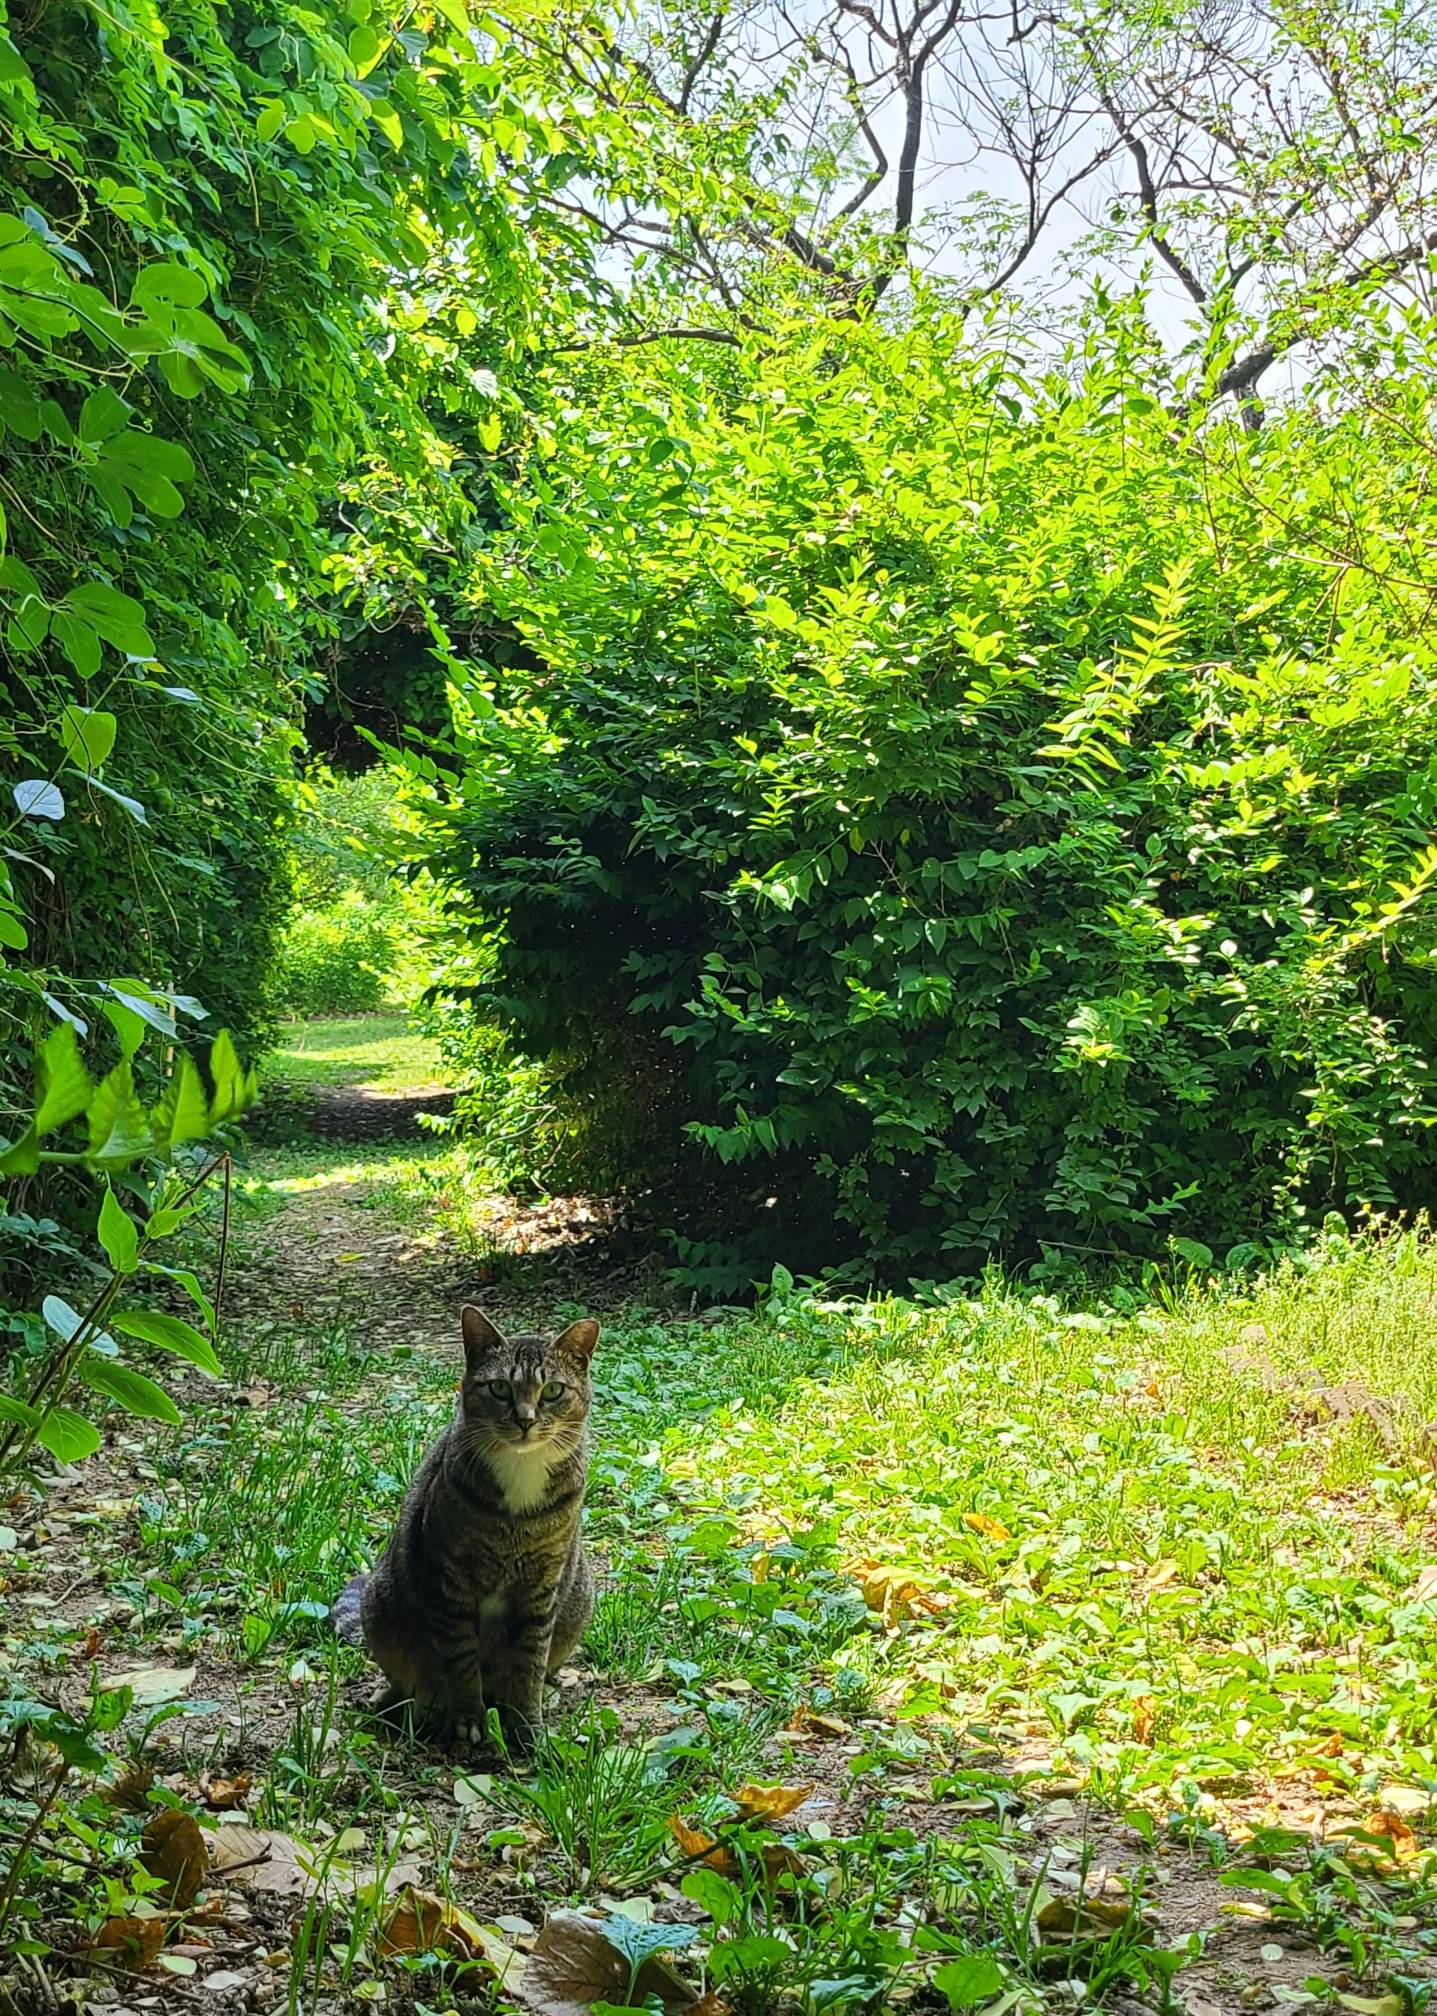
(460, 1305, 506, 1368)
(555, 1317, 599, 1364)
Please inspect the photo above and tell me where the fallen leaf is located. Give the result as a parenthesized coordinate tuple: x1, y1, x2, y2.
(1341, 1809, 1417, 1860)
(963, 1512, 1012, 1542)
(733, 1780, 814, 1822)
(1412, 1563, 1437, 1603)
(1132, 1696, 1157, 1746)
(1036, 1894, 1133, 1937)
(517, 1911, 697, 2016)
(850, 1559, 947, 1627)
(668, 1814, 804, 1884)
(1336, 1997, 1403, 2016)
(379, 1886, 524, 1981)
(203, 1972, 252, 1994)
(199, 1771, 252, 1810)
(142, 1811, 206, 1911)
(85, 1915, 166, 1969)
(99, 1663, 196, 1706)
(787, 1704, 850, 1738)
(107, 1762, 155, 1811)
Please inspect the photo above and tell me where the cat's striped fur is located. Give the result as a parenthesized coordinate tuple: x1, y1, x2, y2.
(332, 1306, 596, 1750)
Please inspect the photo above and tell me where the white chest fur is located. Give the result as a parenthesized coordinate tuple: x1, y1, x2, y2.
(486, 1440, 556, 1514)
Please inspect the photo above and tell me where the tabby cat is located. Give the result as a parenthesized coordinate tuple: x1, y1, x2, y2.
(332, 1305, 597, 1749)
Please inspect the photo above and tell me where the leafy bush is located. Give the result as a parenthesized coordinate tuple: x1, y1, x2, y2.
(410, 299, 1437, 1286)
(274, 894, 400, 1018)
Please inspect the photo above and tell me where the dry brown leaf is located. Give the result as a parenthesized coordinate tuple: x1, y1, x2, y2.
(517, 1911, 697, 2016)
(787, 1704, 851, 1738)
(1036, 1894, 1133, 1938)
(963, 1512, 1013, 1542)
(85, 1914, 166, 1969)
(198, 1771, 252, 1810)
(850, 1559, 948, 1628)
(1412, 1563, 1437, 1603)
(107, 1762, 155, 1812)
(733, 1780, 814, 1822)
(379, 1885, 525, 1981)
(1343, 1809, 1418, 1860)
(688, 1999, 732, 2016)
(1132, 1696, 1157, 1747)
(668, 1815, 804, 1884)
(142, 1811, 206, 1912)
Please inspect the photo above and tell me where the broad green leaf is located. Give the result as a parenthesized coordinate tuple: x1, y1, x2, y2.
(933, 1956, 1005, 2008)
(131, 261, 208, 310)
(98, 1188, 140, 1272)
(0, 1124, 39, 1175)
(0, 363, 41, 439)
(59, 703, 117, 770)
(208, 1029, 246, 1122)
(110, 1309, 221, 1377)
(35, 1406, 102, 1465)
(86, 1061, 153, 1165)
(152, 1052, 210, 1152)
(0, 1393, 41, 1430)
(82, 1358, 180, 1426)
(143, 1266, 216, 1334)
(35, 1022, 91, 1135)
(52, 613, 102, 677)
(596, 1918, 700, 1967)
(79, 387, 130, 442)
(102, 997, 147, 1059)
(62, 580, 154, 656)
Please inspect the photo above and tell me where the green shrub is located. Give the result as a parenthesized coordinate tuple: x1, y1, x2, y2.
(409, 301, 1437, 1288)
(274, 894, 400, 1019)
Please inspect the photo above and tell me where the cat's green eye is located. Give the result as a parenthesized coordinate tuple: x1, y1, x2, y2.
(541, 1380, 566, 1401)
(487, 1379, 512, 1400)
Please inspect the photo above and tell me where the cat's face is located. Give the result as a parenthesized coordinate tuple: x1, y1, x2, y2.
(458, 1305, 597, 1458)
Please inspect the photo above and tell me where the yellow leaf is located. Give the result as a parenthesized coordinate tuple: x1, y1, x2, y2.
(963, 1512, 1012, 1542)
(1036, 1894, 1132, 1937)
(336, 1251, 363, 1263)
(733, 1781, 815, 1821)
(1132, 1696, 1157, 1747)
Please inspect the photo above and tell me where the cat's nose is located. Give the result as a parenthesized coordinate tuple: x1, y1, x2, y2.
(515, 1407, 537, 1433)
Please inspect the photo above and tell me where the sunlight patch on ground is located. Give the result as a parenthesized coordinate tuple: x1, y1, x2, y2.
(269, 1011, 443, 1094)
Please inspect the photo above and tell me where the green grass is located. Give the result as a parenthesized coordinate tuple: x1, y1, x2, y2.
(12, 1071, 1437, 2013)
(267, 1012, 442, 1094)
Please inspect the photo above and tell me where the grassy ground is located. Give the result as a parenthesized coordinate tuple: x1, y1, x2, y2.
(3, 1018, 1436, 2016)
(268, 1013, 443, 1095)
